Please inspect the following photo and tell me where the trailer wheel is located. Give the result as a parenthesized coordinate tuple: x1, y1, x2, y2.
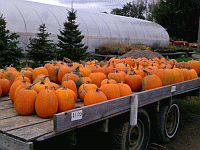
(111, 108, 150, 150)
(155, 100, 180, 143)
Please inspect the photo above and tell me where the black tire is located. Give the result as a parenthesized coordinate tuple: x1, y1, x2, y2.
(155, 100, 180, 143)
(111, 108, 150, 150)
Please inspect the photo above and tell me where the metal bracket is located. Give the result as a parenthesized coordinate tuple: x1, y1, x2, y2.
(157, 101, 160, 112)
(130, 95, 138, 126)
(99, 119, 109, 132)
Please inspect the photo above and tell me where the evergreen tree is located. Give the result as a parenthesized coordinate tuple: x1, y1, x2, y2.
(27, 24, 57, 64)
(57, 9, 88, 62)
(0, 14, 24, 68)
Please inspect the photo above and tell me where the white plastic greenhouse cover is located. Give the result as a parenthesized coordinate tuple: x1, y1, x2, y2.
(0, 0, 169, 52)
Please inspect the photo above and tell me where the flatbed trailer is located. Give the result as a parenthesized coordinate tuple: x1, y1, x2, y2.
(0, 78, 200, 150)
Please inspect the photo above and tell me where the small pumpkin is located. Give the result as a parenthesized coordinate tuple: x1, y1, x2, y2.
(32, 67, 49, 81)
(78, 81, 98, 101)
(107, 69, 125, 83)
(0, 75, 11, 95)
(61, 78, 78, 98)
(88, 72, 107, 88)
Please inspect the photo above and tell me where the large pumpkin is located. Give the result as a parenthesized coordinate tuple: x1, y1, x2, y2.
(14, 84, 37, 115)
(55, 87, 76, 113)
(35, 86, 58, 118)
(117, 82, 132, 97)
(142, 70, 162, 91)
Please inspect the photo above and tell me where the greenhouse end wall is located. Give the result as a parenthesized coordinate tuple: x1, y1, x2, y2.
(0, 0, 169, 53)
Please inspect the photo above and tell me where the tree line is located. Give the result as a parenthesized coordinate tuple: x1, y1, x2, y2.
(110, 0, 200, 43)
(0, 9, 88, 68)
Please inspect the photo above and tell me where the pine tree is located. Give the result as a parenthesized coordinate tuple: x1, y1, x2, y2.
(57, 9, 88, 62)
(0, 14, 24, 68)
(27, 24, 57, 64)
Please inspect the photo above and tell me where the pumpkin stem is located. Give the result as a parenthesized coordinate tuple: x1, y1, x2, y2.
(86, 81, 91, 84)
(25, 83, 36, 90)
(129, 69, 137, 75)
(143, 70, 151, 75)
(95, 88, 101, 93)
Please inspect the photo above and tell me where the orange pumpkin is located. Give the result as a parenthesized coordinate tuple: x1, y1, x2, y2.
(78, 81, 98, 101)
(0, 77, 11, 95)
(84, 88, 107, 106)
(55, 87, 76, 113)
(142, 70, 162, 91)
(100, 82, 120, 100)
(35, 86, 58, 118)
(117, 82, 132, 97)
(107, 69, 125, 83)
(14, 84, 37, 115)
(61, 78, 78, 97)
(88, 72, 107, 88)
(58, 65, 73, 84)
(32, 67, 49, 81)
(125, 70, 143, 91)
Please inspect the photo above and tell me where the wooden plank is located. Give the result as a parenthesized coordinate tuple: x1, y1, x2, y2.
(0, 115, 50, 132)
(54, 95, 132, 133)
(0, 133, 33, 150)
(0, 100, 14, 110)
(172, 78, 200, 95)
(6, 120, 53, 142)
(0, 108, 18, 120)
(0, 96, 10, 102)
(138, 85, 172, 107)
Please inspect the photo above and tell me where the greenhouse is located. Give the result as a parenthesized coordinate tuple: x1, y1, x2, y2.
(0, 0, 169, 53)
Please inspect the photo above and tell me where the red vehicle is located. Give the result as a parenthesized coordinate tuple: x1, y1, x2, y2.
(169, 41, 189, 47)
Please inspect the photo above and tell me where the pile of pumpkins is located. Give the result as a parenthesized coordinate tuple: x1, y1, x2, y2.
(0, 57, 199, 119)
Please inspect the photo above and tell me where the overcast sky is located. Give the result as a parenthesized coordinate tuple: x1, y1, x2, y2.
(26, 0, 140, 13)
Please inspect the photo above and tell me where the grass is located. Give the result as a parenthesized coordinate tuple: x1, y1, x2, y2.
(175, 56, 198, 62)
(177, 96, 200, 115)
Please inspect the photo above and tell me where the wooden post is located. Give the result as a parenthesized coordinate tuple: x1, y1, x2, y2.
(130, 95, 138, 126)
(198, 15, 200, 52)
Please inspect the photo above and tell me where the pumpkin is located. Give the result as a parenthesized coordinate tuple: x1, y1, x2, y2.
(79, 64, 92, 77)
(101, 77, 117, 86)
(14, 84, 37, 115)
(34, 81, 49, 93)
(33, 74, 50, 84)
(74, 77, 92, 90)
(62, 73, 79, 83)
(117, 82, 132, 97)
(188, 68, 198, 79)
(55, 87, 76, 113)
(9, 80, 28, 103)
(125, 70, 143, 91)
(100, 82, 120, 100)
(142, 70, 162, 91)
(45, 61, 60, 83)
(153, 69, 171, 86)
(88, 72, 107, 87)
(188, 60, 200, 75)
(61, 78, 78, 98)
(0, 85, 1, 96)
(14, 76, 31, 83)
(35, 86, 58, 118)
(32, 67, 49, 81)
(0, 76, 11, 95)
(84, 88, 107, 106)
(166, 69, 181, 84)
(58, 65, 73, 84)
(20, 70, 33, 83)
(175, 61, 191, 69)
(78, 81, 98, 101)
(107, 69, 125, 83)
(14, 82, 33, 102)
